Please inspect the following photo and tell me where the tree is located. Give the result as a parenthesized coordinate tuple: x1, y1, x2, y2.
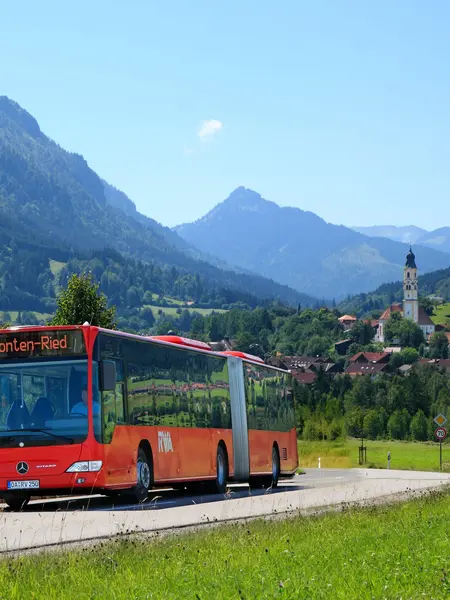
(349, 320, 374, 346)
(419, 297, 435, 316)
(208, 315, 222, 342)
(235, 331, 259, 354)
(410, 410, 429, 441)
(51, 272, 116, 329)
(429, 331, 449, 359)
(344, 406, 365, 438)
(387, 409, 410, 440)
(389, 347, 419, 370)
(140, 306, 155, 326)
(384, 313, 425, 349)
(399, 347, 420, 364)
(363, 409, 384, 440)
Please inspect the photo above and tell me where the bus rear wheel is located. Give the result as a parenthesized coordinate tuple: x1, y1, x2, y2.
(127, 447, 153, 503)
(263, 445, 280, 489)
(2, 493, 30, 511)
(250, 446, 280, 490)
(206, 445, 228, 494)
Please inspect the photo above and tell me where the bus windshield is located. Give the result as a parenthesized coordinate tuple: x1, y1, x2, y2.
(0, 359, 95, 447)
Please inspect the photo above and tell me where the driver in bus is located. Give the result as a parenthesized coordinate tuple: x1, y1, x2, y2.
(70, 386, 100, 417)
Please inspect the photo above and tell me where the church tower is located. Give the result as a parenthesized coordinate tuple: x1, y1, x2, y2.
(403, 247, 419, 323)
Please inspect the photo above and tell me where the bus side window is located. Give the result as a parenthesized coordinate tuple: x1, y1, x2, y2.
(99, 361, 125, 444)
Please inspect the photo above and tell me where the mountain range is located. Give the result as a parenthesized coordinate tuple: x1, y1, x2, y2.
(175, 188, 450, 299)
(1, 95, 450, 317)
(351, 225, 428, 245)
(0, 96, 315, 313)
(353, 225, 450, 255)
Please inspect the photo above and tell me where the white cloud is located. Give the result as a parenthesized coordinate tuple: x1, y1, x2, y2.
(198, 119, 223, 141)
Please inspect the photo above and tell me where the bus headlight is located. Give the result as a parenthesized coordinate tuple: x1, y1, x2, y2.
(66, 461, 103, 473)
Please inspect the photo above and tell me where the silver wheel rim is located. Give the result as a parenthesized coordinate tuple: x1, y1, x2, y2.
(217, 452, 225, 486)
(137, 459, 150, 491)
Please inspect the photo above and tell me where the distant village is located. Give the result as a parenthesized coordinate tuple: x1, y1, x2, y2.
(214, 247, 450, 384)
(276, 247, 450, 383)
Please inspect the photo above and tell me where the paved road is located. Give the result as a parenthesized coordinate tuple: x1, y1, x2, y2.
(0, 468, 449, 554)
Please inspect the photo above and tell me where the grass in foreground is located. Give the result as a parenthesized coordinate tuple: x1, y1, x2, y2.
(299, 438, 450, 471)
(1, 490, 450, 599)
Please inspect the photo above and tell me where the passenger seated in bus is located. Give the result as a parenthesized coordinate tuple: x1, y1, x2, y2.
(6, 400, 31, 430)
(70, 387, 100, 417)
(31, 397, 55, 428)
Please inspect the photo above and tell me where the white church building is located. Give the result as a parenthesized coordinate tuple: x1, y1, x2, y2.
(375, 247, 435, 343)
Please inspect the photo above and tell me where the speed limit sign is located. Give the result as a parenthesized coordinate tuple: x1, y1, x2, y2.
(435, 427, 447, 440)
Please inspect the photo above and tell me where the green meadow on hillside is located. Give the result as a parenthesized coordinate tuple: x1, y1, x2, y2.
(0, 311, 52, 324)
(148, 304, 227, 318)
(431, 302, 450, 327)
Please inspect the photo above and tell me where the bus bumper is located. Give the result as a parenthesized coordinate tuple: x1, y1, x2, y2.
(0, 443, 108, 494)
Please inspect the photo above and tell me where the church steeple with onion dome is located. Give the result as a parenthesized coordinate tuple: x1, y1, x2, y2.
(405, 246, 417, 269)
(403, 246, 418, 322)
(375, 247, 436, 343)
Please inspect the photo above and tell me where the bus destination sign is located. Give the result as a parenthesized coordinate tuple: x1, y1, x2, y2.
(0, 330, 86, 359)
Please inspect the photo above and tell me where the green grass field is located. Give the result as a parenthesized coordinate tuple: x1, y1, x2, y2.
(48, 259, 66, 277)
(299, 438, 450, 471)
(431, 302, 450, 327)
(1, 490, 449, 598)
(0, 311, 52, 324)
(146, 304, 227, 317)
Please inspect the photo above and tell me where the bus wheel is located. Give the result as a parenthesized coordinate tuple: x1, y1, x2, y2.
(262, 445, 280, 489)
(206, 445, 228, 494)
(128, 447, 153, 503)
(270, 445, 281, 488)
(2, 493, 30, 511)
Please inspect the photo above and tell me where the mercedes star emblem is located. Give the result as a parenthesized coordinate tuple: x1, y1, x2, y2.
(16, 461, 29, 475)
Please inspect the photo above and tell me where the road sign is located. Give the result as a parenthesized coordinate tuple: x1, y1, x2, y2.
(434, 414, 447, 427)
(435, 427, 447, 441)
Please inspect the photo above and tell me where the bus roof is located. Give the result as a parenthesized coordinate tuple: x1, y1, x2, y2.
(150, 335, 212, 351)
(219, 350, 265, 364)
(0, 325, 290, 373)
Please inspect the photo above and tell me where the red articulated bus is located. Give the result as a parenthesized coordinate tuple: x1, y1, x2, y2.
(0, 325, 298, 510)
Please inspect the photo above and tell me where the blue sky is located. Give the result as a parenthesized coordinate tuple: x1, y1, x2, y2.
(1, 1, 450, 230)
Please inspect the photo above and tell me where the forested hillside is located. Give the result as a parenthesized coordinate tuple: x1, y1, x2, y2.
(0, 240, 288, 330)
(339, 265, 450, 317)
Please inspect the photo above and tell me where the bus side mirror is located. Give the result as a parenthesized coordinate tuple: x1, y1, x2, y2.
(99, 360, 116, 391)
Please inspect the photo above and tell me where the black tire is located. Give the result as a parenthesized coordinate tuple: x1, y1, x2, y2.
(126, 447, 153, 503)
(206, 445, 228, 494)
(261, 445, 280, 489)
(2, 493, 30, 511)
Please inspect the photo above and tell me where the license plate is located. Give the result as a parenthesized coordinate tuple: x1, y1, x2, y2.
(7, 480, 39, 490)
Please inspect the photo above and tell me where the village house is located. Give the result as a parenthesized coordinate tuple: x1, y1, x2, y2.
(344, 350, 392, 377)
(338, 314, 357, 331)
(266, 355, 343, 385)
(344, 362, 390, 377)
(347, 351, 391, 364)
